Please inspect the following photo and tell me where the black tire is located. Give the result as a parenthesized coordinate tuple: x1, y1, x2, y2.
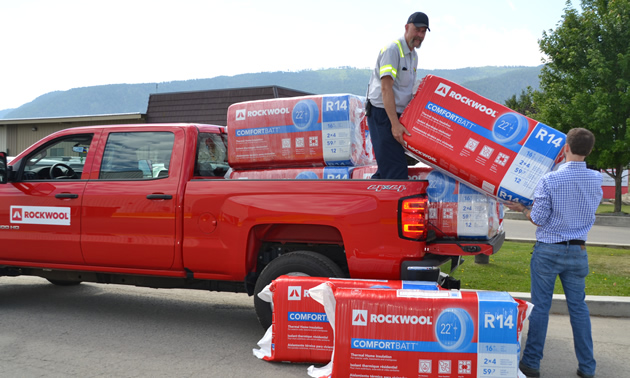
(46, 279, 82, 286)
(253, 251, 345, 329)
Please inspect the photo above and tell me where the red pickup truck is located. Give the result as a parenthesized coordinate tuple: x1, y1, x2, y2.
(0, 123, 504, 327)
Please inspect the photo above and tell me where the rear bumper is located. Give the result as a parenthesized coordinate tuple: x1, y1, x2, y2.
(399, 231, 506, 281)
(423, 231, 505, 256)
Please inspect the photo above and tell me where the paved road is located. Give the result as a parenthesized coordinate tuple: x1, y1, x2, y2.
(1, 276, 628, 378)
(502, 218, 629, 247)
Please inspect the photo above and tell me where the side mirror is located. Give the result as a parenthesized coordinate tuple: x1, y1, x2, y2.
(0, 152, 8, 184)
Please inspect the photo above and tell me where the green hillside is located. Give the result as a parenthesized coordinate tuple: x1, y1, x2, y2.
(2, 66, 541, 119)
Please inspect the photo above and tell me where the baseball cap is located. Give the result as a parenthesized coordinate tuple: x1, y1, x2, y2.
(408, 12, 430, 31)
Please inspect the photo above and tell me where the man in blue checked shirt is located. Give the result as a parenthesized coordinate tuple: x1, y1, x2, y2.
(506, 128, 602, 378)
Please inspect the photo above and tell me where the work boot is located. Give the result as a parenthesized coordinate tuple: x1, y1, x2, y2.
(519, 361, 540, 378)
(577, 370, 594, 378)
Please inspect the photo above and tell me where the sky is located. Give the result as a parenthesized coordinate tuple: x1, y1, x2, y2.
(0, 0, 576, 111)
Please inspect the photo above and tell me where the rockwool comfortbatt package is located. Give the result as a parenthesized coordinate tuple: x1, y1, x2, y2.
(422, 170, 502, 240)
(400, 75, 566, 206)
(307, 284, 532, 378)
(352, 166, 502, 240)
(227, 94, 373, 169)
(228, 166, 353, 180)
(253, 276, 440, 364)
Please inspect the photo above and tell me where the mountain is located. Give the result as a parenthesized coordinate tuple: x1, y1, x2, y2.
(1, 66, 541, 119)
(462, 67, 541, 103)
(0, 108, 15, 118)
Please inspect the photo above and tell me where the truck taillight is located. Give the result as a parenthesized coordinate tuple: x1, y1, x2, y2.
(399, 196, 428, 240)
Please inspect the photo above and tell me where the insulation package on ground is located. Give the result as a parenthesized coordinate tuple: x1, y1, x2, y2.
(253, 276, 439, 364)
(308, 284, 532, 378)
(227, 94, 374, 169)
(400, 75, 566, 206)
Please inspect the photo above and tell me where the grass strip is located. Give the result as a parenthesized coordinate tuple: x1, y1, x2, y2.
(453, 241, 630, 296)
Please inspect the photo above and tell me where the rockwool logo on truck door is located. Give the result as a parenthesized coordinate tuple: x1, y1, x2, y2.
(10, 206, 71, 226)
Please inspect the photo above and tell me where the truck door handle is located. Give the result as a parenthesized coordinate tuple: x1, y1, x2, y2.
(55, 193, 79, 199)
(147, 194, 173, 200)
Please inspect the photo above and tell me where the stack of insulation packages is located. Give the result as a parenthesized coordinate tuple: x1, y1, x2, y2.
(225, 89, 517, 241)
(226, 94, 374, 178)
(254, 275, 533, 378)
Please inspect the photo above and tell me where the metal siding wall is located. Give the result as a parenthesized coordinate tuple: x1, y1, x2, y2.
(0, 125, 6, 152)
(7, 126, 18, 157)
(10, 118, 144, 157)
(16, 124, 67, 155)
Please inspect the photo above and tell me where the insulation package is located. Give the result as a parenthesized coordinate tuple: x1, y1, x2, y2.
(227, 94, 374, 169)
(400, 75, 566, 206)
(253, 276, 439, 364)
(228, 166, 353, 180)
(308, 284, 532, 378)
(352, 166, 503, 239)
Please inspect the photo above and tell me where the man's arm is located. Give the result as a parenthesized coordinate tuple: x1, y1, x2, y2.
(381, 76, 411, 145)
(505, 201, 540, 226)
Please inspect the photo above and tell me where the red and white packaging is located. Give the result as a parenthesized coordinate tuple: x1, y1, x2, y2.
(400, 75, 566, 206)
(421, 170, 502, 240)
(308, 284, 532, 378)
(350, 165, 433, 180)
(228, 166, 353, 180)
(253, 276, 440, 364)
(350, 165, 379, 180)
(353, 165, 503, 239)
(227, 94, 374, 169)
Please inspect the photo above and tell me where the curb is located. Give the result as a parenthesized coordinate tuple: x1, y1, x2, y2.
(506, 237, 630, 250)
(509, 292, 630, 318)
(503, 211, 630, 228)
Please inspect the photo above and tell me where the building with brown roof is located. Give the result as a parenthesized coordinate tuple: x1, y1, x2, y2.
(146, 85, 312, 125)
(1, 85, 311, 156)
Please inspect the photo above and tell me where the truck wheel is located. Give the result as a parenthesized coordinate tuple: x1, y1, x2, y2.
(253, 251, 345, 329)
(46, 279, 82, 286)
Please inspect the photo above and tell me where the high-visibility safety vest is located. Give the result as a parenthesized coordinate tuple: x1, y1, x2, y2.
(367, 36, 418, 113)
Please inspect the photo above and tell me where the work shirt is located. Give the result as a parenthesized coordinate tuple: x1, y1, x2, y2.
(367, 36, 418, 114)
(530, 161, 603, 243)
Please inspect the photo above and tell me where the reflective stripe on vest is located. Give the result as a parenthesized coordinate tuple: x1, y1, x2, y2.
(381, 40, 405, 58)
(393, 40, 404, 58)
(379, 40, 405, 79)
(380, 64, 397, 79)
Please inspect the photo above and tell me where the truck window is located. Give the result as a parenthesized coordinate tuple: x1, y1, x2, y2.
(196, 132, 228, 177)
(21, 134, 93, 181)
(99, 132, 174, 180)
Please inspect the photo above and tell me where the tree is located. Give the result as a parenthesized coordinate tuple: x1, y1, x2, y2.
(504, 88, 537, 118)
(534, 0, 630, 213)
